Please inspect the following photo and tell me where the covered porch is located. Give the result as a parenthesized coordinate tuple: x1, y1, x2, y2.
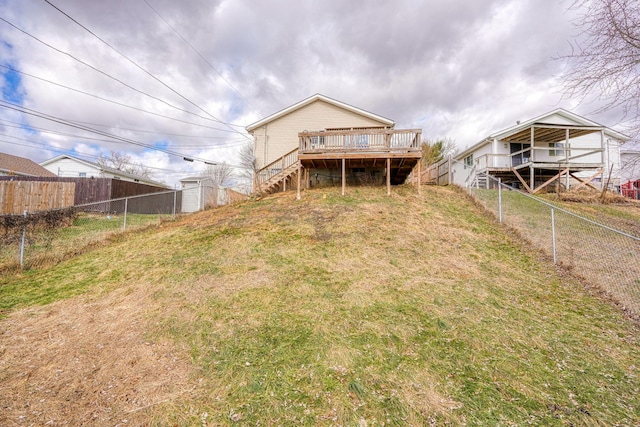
(477, 123, 607, 193)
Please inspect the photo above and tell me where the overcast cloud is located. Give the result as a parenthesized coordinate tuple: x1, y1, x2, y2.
(0, 0, 628, 187)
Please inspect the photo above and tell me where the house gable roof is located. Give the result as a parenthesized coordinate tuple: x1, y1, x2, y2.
(0, 152, 57, 177)
(40, 154, 168, 187)
(245, 93, 395, 132)
(456, 109, 631, 160)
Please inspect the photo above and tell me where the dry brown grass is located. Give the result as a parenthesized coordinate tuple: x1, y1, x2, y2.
(0, 284, 193, 426)
(1, 185, 639, 425)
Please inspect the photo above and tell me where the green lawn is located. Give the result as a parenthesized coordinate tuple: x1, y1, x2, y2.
(1, 185, 639, 426)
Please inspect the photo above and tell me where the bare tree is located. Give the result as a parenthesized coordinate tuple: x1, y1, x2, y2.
(238, 143, 260, 193)
(96, 150, 152, 178)
(204, 162, 234, 188)
(559, 0, 640, 135)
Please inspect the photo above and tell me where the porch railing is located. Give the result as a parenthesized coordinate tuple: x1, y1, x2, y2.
(474, 146, 604, 171)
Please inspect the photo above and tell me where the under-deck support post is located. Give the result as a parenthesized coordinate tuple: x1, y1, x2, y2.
(386, 157, 391, 196)
(529, 165, 534, 193)
(418, 159, 422, 195)
(341, 158, 346, 196)
(296, 162, 301, 200)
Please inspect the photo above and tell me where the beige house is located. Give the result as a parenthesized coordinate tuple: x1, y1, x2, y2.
(246, 94, 422, 195)
(247, 93, 396, 167)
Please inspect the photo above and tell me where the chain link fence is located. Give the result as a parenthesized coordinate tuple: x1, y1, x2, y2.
(1, 190, 181, 272)
(466, 175, 640, 318)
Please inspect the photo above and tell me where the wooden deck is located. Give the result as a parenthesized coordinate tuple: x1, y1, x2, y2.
(298, 128, 422, 185)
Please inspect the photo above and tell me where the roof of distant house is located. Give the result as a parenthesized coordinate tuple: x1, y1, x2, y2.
(0, 152, 57, 177)
(40, 154, 168, 188)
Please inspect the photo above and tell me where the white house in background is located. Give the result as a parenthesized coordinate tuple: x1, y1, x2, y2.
(620, 145, 640, 183)
(40, 154, 166, 187)
(450, 109, 630, 193)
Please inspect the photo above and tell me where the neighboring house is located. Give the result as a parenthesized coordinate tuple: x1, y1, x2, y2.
(0, 152, 57, 177)
(450, 109, 630, 193)
(40, 154, 165, 187)
(246, 93, 422, 194)
(620, 145, 640, 199)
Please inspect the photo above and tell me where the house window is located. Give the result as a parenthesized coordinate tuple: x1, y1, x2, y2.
(464, 154, 473, 168)
(311, 136, 325, 149)
(79, 172, 86, 177)
(549, 142, 569, 157)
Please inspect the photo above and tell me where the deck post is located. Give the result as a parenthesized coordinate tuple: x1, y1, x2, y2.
(529, 165, 534, 193)
(341, 158, 346, 196)
(386, 157, 391, 196)
(296, 162, 301, 200)
(417, 159, 422, 195)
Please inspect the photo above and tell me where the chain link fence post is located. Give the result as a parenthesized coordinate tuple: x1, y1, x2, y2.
(123, 198, 128, 231)
(551, 207, 557, 264)
(19, 210, 27, 268)
(498, 178, 502, 223)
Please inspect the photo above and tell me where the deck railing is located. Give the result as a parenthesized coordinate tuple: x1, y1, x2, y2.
(256, 147, 299, 189)
(299, 129, 422, 153)
(474, 146, 604, 171)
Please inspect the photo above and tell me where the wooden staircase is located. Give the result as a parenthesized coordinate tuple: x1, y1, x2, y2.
(256, 148, 301, 194)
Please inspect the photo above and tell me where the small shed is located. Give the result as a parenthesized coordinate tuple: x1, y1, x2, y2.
(180, 176, 215, 213)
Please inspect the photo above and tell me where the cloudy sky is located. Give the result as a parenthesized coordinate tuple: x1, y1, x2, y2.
(0, 0, 630, 187)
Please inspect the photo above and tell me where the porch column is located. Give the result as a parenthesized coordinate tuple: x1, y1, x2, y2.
(386, 157, 391, 196)
(601, 129, 605, 165)
(341, 158, 346, 196)
(530, 126, 535, 163)
(566, 129, 570, 163)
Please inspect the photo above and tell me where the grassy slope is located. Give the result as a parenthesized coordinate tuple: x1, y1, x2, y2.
(1, 185, 639, 425)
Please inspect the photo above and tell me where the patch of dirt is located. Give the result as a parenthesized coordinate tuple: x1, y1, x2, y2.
(0, 285, 194, 426)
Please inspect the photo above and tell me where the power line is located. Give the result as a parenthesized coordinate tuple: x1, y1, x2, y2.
(0, 138, 188, 175)
(142, 0, 260, 116)
(0, 15, 249, 138)
(0, 100, 213, 163)
(0, 64, 241, 133)
(41, 0, 251, 140)
(0, 100, 247, 169)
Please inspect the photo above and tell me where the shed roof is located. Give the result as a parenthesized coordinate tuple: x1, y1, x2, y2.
(0, 152, 57, 177)
(245, 93, 395, 132)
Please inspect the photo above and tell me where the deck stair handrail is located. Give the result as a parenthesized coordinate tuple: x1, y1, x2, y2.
(256, 147, 300, 193)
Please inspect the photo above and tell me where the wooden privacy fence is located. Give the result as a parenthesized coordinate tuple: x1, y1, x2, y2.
(0, 181, 75, 214)
(421, 156, 451, 185)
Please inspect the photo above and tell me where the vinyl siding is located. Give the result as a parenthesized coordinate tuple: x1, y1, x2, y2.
(252, 99, 392, 167)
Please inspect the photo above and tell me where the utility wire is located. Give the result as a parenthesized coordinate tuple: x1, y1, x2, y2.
(1, 100, 214, 164)
(42, 0, 251, 140)
(1, 117, 247, 150)
(0, 64, 240, 133)
(0, 100, 246, 169)
(0, 16, 249, 136)
(142, 0, 260, 116)
(0, 138, 188, 175)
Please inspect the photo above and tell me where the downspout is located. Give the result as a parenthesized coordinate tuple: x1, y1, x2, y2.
(263, 125, 268, 166)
